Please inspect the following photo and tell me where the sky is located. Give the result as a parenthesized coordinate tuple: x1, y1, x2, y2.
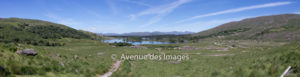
(0, 0, 299, 33)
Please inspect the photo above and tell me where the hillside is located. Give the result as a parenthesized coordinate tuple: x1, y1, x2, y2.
(192, 14, 300, 41)
(0, 18, 101, 46)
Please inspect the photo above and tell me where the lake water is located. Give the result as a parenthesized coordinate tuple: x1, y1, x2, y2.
(103, 39, 172, 45)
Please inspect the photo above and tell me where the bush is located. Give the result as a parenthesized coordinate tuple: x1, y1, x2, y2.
(0, 66, 11, 77)
(109, 42, 133, 47)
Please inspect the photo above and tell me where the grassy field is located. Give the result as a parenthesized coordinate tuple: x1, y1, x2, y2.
(112, 40, 300, 77)
(1, 39, 299, 77)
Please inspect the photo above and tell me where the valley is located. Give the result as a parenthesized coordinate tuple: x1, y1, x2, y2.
(0, 14, 300, 77)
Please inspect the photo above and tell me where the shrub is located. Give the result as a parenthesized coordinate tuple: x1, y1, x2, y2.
(109, 42, 133, 47)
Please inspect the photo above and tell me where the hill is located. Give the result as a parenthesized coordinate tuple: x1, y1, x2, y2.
(101, 31, 194, 36)
(192, 14, 300, 41)
(0, 18, 102, 46)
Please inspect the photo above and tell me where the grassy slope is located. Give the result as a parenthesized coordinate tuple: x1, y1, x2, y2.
(0, 38, 140, 76)
(192, 14, 300, 41)
(0, 39, 110, 76)
(0, 18, 102, 46)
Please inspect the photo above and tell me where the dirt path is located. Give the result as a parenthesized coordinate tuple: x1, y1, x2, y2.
(99, 61, 122, 77)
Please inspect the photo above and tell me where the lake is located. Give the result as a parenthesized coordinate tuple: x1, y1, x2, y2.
(103, 38, 173, 45)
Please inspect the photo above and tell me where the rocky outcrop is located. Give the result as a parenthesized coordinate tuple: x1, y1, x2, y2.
(16, 49, 37, 56)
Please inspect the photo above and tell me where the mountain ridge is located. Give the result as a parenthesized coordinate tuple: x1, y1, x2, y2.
(100, 31, 194, 36)
(192, 14, 300, 41)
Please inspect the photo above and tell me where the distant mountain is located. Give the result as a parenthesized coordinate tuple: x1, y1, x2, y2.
(192, 14, 300, 41)
(100, 31, 194, 36)
(0, 18, 102, 46)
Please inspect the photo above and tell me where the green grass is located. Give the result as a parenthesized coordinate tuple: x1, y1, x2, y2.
(1, 39, 299, 77)
(0, 18, 102, 46)
(112, 40, 300, 77)
(0, 39, 114, 77)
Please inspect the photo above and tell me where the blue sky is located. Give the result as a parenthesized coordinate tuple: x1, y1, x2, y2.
(1, 0, 299, 33)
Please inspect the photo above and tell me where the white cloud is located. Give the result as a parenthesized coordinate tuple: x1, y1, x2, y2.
(135, 0, 191, 16)
(180, 1, 292, 22)
(131, 0, 191, 27)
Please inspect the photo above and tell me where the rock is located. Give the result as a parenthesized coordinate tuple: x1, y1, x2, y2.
(75, 69, 79, 73)
(74, 55, 78, 59)
(16, 49, 37, 56)
(56, 54, 60, 57)
(59, 62, 65, 67)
